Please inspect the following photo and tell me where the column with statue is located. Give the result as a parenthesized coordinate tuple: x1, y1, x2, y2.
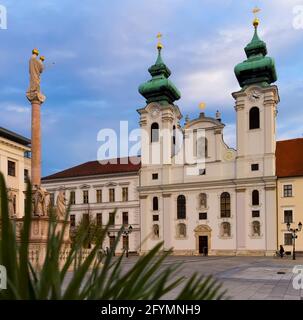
(13, 49, 70, 268)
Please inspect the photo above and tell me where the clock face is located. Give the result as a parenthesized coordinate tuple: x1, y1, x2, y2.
(248, 89, 262, 102)
(224, 151, 234, 161)
(150, 104, 160, 119)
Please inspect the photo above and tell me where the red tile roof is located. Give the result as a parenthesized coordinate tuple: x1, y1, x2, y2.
(42, 156, 141, 181)
(276, 138, 303, 178)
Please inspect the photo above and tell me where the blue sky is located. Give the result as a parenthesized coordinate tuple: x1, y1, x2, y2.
(0, 0, 303, 176)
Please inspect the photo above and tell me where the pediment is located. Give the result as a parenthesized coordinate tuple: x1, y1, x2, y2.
(194, 225, 212, 233)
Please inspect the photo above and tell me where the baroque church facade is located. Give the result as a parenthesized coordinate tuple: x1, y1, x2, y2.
(42, 19, 281, 256)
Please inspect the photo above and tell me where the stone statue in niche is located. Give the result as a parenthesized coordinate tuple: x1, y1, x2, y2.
(253, 221, 260, 236)
(7, 190, 16, 218)
(199, 193, 207, 208)
(56, 190, 66, 220)
(153, 224, 159, 238)
(33, 185, 49, 216)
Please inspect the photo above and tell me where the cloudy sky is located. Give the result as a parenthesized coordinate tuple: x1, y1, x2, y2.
(0, 0, 302, 175)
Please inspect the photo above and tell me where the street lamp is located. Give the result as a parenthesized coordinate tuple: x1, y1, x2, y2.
(286, 221, 302, 260)
(122, 225, 133, 258)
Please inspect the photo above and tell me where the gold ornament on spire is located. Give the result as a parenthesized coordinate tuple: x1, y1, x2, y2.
(156, 32, 163, 50)
(252, 7, 261, 27)
(199, 102, 206, 110)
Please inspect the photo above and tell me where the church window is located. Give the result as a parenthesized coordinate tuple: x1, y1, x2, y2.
(252, 210, 260, 218)
(152, 196, 159, 211)
(177, 195, 186, 219)
(151, 122, 159, 142)
(249, 107, 260, 129)
(152, 173, 158, 180)
(252, 190, 259, 206)
(220, 192, 231, 218)
(199, 212, 207, 220)
(251, 163, 259, 171)
(197, 137, 208, 159)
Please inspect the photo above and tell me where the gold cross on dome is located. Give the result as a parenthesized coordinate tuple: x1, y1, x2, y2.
(156, 32, 163, 49)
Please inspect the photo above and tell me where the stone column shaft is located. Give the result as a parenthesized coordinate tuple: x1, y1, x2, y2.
(31, 101, 41, 186)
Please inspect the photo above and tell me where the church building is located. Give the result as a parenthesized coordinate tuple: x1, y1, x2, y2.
(42, 18, 285, 256)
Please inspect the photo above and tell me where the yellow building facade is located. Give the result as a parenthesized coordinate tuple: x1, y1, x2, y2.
(277, 138, 303, 254)
(0, 127, 31, 217)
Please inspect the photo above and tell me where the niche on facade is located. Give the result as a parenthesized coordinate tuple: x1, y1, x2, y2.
(220, 222, 231, 238)
(251, 220, 261, 237)
(176, 223, 187, 239)
(152, 224, 159, 239)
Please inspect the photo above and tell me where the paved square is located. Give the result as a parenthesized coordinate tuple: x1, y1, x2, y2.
(120, 255, 303, 300)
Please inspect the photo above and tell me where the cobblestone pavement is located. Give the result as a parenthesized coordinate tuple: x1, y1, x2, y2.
(119, 255, 303, 300)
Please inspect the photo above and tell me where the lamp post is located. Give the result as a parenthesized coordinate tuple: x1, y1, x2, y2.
(286, 221, 302, 260)
(122, 225, 133, 258)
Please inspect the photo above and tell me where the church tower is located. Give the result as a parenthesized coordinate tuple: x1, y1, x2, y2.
(233, 17, 279, 179)
(137, 35, 182, 253)
(137, 34, 182, 186)
(233, 16, 279, 255)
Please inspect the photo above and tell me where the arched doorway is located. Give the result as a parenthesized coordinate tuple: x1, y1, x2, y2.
(194, 225, 212, 255)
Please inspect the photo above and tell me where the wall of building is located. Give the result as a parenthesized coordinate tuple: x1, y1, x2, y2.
(0, 137, 31, 217)
(277, 177, 303, 253)
(42, 173, 140, 254)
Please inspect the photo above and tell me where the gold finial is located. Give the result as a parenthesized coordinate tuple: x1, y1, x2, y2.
(40, 56, 45, 62)
(156, 32, 163, 50)
(32, 48, 39, 56)
(199, 102, 206, 110)
(252, 7, 261, 27)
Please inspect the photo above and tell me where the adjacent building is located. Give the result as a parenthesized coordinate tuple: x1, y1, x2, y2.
(0, 127, 31, 217)
(42, 157, 141, 254)
(276, 138, 303, 253)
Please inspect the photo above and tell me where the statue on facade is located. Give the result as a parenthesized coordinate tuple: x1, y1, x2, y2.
(26, 48, 46, 102)
(56, 191, 66, 220)
(199, 193, 207, 208)
(33, 185, 49, 216)
(7, 190, 16, 218)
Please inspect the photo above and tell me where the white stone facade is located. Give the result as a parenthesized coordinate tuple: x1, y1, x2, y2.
(42, 172, 140, 254)
(138, 84, 279, 256)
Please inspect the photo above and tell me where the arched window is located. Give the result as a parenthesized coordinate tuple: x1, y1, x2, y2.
(177, 195, 186, 219)
(197, 137, 208, 159)
(252, 221, 261, 236)
(172, 125, 176, 156)
(152, 196, 159, 211)
(151, 122, 159, 142)
(220, 192, 231, 218)
(152, 224, 159, 238)
(172, 125, 176, 146)
(177, 223, 187, 238)
(221, 222, 231, 237)
(199, 193, 207, 208)
(252, 190, 259, 206)
(249, 107, 260, 129)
